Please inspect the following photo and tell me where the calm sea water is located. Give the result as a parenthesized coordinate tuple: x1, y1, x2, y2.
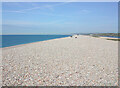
(1, 35, 70, 48)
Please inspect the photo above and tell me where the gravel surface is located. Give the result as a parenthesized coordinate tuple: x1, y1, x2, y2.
(2, 35, 118, 86)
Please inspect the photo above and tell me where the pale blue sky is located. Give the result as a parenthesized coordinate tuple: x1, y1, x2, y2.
(2, 2, 118, 34)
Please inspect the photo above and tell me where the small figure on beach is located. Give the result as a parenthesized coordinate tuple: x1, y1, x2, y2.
(70, 36, 72, 38)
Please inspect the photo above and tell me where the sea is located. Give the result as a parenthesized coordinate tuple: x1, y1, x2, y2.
(1, 35, 70, 48)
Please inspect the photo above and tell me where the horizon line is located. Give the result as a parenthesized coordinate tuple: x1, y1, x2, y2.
(1, 32, 118, 35)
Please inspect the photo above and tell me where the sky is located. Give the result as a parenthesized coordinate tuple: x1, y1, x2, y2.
(2, 2, 118, 34)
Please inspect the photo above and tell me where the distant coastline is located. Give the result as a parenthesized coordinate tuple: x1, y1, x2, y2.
(82, 33, 120, 38)
(71, 33, 120, 41)
(87, 33, 120, 41)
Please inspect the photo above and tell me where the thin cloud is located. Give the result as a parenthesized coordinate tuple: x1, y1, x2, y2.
(4, 6, 42, 13)
(3, 2, 73, 18)
(3, 2, 70, 13)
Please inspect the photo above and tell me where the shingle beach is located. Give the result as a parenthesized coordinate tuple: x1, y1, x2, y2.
(2, 35, 118, 86)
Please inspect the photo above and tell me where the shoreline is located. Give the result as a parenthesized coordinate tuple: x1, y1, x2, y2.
(2, 35, 119, 49)
(1, 37, 69, 49)
(2, 36, 70, 49)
